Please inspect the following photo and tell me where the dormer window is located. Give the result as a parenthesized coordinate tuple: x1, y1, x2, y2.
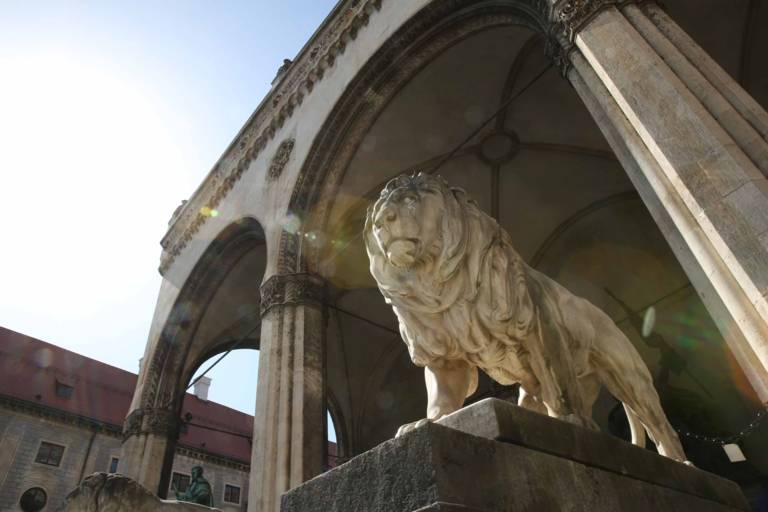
(55, 379, 74, 399)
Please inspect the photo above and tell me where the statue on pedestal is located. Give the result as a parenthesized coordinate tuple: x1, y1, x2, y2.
(364, 172, 689, 463)
(174, 466, 214, 507)
(62, 472, 219, 511)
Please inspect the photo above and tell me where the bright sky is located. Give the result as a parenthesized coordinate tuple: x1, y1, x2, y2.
(0, 0, 337, 436)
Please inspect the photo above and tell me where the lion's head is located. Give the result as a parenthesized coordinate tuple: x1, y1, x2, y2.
(365, 173, 499, 308)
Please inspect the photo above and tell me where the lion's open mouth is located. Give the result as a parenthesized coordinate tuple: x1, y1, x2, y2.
(386, 238, 420, 268)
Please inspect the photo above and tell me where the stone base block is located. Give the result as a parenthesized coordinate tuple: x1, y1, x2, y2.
(281, 399, 749, 512)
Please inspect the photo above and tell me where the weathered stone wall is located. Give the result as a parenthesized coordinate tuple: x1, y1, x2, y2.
(0, 407, 119, 511)
(0, 406, 249, 511)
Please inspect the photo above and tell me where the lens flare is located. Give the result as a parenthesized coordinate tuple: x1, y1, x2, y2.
(33, 348, 53, 369)
(282, 213, 302, 234)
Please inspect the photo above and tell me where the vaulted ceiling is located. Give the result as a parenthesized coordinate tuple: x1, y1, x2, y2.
(315, 1, 768, 478)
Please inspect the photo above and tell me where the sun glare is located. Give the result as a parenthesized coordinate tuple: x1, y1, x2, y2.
(0, 52, 191, 328)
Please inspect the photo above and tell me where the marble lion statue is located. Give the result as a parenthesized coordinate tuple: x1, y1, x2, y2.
(364, 172, 688, 463)
(61, 473, 220, 512)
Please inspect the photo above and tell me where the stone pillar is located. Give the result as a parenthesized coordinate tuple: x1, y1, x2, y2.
(548, 0, 768, 400)
(120, 407, 179, 497)
(248, 273, 327, 512)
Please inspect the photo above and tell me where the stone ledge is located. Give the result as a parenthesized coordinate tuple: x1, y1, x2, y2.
(281, 399, 749, 512)
(437, 398, 746, 509)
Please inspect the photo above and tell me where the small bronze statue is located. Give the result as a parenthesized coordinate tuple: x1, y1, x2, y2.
(174, 466, 214, 507)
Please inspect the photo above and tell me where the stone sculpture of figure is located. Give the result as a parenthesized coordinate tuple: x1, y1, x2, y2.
(62, 473, 220, 511)
(364, 172, 689, 463)
(175, 466, 214, 507)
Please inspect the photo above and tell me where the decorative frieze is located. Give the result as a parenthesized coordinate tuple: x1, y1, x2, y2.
(260, 273, 325, 317)
(158, 0, 384, 275)
(268, 139, 296, 180)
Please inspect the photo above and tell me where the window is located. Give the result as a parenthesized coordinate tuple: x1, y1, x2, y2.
(55, 381, 74, 399)
(19, 487, 47, 512)
(224, 484, 241, 505)
(171, 472, 191, 494)
(35, 441, 64, 467)
(108, 457, 119, 473)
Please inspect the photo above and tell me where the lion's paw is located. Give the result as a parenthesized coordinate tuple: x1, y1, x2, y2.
(395, 418, 430, 437)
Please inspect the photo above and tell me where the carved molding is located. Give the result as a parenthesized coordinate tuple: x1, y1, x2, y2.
(555, 0, 613, 41)
(268, 139, 295, 180)
(555, 0, 650, 41)
(123, 409, 144, 439)
(176, 445, 250, 472)
(549, 0, 650, 75)
(158, 0, 384, 275)
(122, 407, 178, 440)
(260, 273, 325, 316)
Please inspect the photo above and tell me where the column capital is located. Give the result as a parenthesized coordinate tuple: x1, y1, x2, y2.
(553, 0, 654, 41)
(547, 1, 653, 75)
(122, 408, 179, 440)
(556, 0, 615, 41)
(260, 273, 325, 317)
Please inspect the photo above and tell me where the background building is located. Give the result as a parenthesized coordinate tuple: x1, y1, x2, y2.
(0, 326, 251, 511)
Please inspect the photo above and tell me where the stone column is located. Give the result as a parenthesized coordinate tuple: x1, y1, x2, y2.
(548, 0, 768, 400)
(248, 273, 327, 512)
(120, 407, 179, 497)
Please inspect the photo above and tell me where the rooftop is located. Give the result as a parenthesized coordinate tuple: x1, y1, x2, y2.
(0, 326, 253, 464)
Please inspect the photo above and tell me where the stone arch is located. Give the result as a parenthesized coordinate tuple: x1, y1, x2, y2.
(274, 0, 768, 478)
(277, 0, 571, 460)
(122, 217, 267, 496)
(278, 0, 551, 275)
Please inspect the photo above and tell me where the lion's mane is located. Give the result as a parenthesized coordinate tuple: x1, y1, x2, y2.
(364, 173, 535, 369)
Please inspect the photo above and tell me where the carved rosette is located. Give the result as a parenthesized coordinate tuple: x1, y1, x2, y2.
(268, 139, 295, 180)
(260, 273, 325, 317)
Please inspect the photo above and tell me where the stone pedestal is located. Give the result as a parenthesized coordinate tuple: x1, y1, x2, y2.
(281, 399, 749, 512)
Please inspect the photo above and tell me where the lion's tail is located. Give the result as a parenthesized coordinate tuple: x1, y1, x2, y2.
(624, 404, 647, 448)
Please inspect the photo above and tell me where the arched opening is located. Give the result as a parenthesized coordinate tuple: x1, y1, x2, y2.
(326, 399, 343, 469)
(288, 0, 767, 493)
(161, 348, 259, 505)
(127, 217, 268, 497)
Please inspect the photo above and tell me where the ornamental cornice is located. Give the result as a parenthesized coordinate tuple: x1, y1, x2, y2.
(260, 273, 325, 317)
(0, 394, 122, 438)
(159, 0, 384, 275)
(176, 445, 250, 472)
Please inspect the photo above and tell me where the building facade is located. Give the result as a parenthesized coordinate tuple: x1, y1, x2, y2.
(121, 1, 768, 511)
(0, 327, 251, 511)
